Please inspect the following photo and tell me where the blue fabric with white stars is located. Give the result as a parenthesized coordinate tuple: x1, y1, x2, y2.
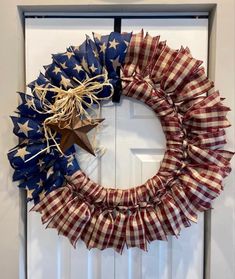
(8, 31, 132, 204)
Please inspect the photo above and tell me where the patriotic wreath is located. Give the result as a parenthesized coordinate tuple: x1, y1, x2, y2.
(8, 30, 233, 253)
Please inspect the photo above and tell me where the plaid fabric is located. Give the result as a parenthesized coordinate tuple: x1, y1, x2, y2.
(188, 129, 227, 149)
(122, 79, 153, 103)
(173, 68, 214, 102)
(160, 115, 182, 134)
(123, 30, 144, 77)
(161, 48, 203, 93)
(187, 144, 231, 170)
(188, 90, 221, 110)
(150, 45, 178, 83)
(106, 188, 123, 207)
(108, 210, 127, 253)
(179, 172, 220, 210)
(31, 186, 72, 224)
(184, 106, 230, 131)
(178, 96, 206, 113)
(217, 150, 234, 161)
(87, 209, 114, 250)
(145, 90, 175, 117)
(31, 31, 233, 253)
(46, 198, 78, 230)
(126, 209, 147, 250)
(156, 193, 189, 236)
(141, 206, 167, 241)
(171, 183, 198, 222)
(60, 201, 91, 247)
(158, 149, 184, 177)
(138, 33, 159, 74)
(185, 165, 223, 195)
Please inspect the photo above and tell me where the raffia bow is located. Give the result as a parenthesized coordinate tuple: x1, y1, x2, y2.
(26, 72, 113, 159)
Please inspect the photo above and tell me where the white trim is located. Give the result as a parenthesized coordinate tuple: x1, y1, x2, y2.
(24, 11, 209, 17)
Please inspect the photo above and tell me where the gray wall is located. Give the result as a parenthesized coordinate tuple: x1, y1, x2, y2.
(0, 1, 234, 278)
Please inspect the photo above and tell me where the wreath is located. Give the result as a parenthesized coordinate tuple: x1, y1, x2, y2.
(8, 30, 233, 253)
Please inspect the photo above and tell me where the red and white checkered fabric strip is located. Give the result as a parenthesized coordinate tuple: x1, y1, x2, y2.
(188, 129, 227, 149)
(80, 207, 102, 247)
(67, 170, 107, 204)
(150, 45, 178, 83)
(107, 210, 127, 253)
(106, 188, 123, 207)
(160, 115, 182, 134)
(141, 206, 167, 241)
(156, 192, 190, 236)
(134, 175, 164, 203)
(183, 90, 229, 116)
(59, 201, 91, 247)
(123, 30, 144, 77)
(183, 105, 230, 131)
(185, 165, 224, 194)
(173, 68, 214, 102)
(187, 144, 232, 173)
(145, 90, 175, 117)
(86, 209, 114, 250)
(46, 198, 79, 230)
(76, 177, 106, 203)
(216, 150, 235, 162)
(122, 77, 154, 103)
(178, 173, 220, 210)
(160, 47, 203, 93)
(178, 96, 206, 114)
(30, 186, 72, 224)
(187, 90, 222, 111)
(68, 170, 165, 208)
(65, 169, 88, 188)
(139, 34, 160, 75)
(171, 183, 198, 223)
(126, 209, 147, 250)
(158, 149, 184, 177)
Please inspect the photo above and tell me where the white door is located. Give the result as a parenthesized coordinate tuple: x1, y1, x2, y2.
(26, 16, 208, 279)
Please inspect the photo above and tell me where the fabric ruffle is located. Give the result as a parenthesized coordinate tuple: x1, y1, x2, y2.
(8, 31, 132, 203)
(9, 30, 233, 253)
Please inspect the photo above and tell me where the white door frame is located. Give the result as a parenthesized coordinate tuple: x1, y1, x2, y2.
(12, 8, 235, 279)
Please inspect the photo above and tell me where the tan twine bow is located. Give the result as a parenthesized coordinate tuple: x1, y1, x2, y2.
(25, 71, 114, 161)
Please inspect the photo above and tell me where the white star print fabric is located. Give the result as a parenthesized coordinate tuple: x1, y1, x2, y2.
(8, 31, 132, 203)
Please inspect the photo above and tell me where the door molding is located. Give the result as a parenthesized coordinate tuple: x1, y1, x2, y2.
(1, 2, 234, 279)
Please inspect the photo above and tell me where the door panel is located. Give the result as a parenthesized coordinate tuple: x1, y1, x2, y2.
(118, 18, 207, 279)
(25, 18, 115, 279)
(26, 17, 208, 279)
